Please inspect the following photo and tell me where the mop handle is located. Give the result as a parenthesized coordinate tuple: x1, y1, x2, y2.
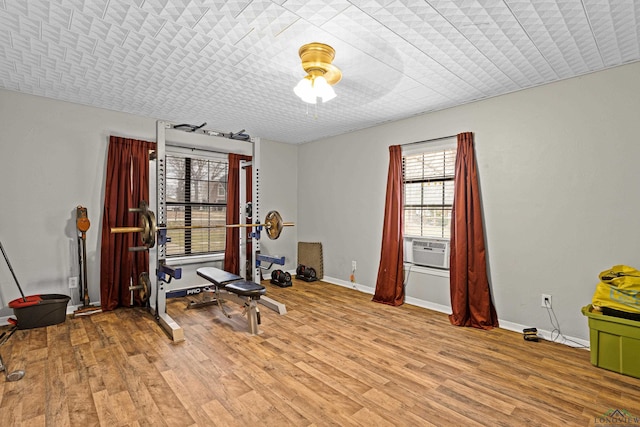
(0, 240, 27, 302)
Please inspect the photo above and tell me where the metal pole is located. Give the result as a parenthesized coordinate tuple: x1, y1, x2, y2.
(401, 134, 457, 147)
(81, 233, 89, 307)
(0, 240, 26, 301)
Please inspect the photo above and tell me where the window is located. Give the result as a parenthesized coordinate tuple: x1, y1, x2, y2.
(403, 143, 456, 239)
(165, 153, 228, 257)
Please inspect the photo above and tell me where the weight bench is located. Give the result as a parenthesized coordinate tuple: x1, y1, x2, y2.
(196, 267, 266, 335)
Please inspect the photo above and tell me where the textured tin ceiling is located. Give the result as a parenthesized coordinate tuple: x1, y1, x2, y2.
(1, 1, 638, 144)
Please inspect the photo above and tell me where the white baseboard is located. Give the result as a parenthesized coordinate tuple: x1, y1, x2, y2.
(322, 276, 589, 349)
(498, 319, 589, 349)
(322, 275, 373, 294)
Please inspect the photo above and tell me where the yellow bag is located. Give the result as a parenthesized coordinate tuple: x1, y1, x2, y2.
(592, 265, 640, 313)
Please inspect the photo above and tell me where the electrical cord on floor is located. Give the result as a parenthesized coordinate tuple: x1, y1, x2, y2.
(543, 301, 589, 348)
(403, 263, 413, 287)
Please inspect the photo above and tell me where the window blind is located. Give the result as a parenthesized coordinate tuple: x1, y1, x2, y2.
(166, 154, 228, 257)
(403, 148, 456, 238)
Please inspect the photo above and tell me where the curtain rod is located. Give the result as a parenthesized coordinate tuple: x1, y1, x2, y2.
(401, 134, 457, 147)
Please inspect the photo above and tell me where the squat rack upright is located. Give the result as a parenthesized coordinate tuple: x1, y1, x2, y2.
(150, 120, 286, 341)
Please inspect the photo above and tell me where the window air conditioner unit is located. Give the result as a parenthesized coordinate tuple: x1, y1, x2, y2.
(412, 238, 450, 269)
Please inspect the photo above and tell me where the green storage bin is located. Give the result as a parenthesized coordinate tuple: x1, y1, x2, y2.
(582, 304, 640, 379)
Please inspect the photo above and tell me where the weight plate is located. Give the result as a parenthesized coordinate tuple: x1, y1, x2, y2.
(140, 209, 156, 248)
(264, 210, 283, 240)
(139, 272, 151, 304)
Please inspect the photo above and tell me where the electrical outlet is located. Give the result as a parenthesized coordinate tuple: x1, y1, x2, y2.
(69, 277, 79, 289)
(352, 260, 357, 271)
(541, 294, 552, 308)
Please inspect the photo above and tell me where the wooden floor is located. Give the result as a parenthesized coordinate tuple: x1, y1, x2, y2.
(1, 279, 639, 426)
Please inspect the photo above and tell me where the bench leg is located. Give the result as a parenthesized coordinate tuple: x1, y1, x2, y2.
(187, 288, 218, 309)
(214, 287, 231, 318)
(259, 295, 287, 315)
(245, 299, 260, 335)
(220, 292, 262, 335)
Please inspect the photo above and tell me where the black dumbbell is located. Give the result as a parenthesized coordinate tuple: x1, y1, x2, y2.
(296, 264, 316, 279)
(271, 269, 291, 284)
(296, 264, 306, 276)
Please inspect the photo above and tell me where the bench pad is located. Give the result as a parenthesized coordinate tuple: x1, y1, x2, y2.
(197, 267, 243, 286)
(225, 281, 266, 298)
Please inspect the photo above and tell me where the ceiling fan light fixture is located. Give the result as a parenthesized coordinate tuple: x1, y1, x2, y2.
(294, 42, 341, 104)
(313, 76, 336, 102)
(294, 76, 317, 104)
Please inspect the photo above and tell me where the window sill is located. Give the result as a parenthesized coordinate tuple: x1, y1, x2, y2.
(167, 253, 224, 266)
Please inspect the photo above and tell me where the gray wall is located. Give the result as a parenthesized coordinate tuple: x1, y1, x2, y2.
(0, 91, 157, 313)
(257, 139, 298, 273)
(297, 62, 640, 342)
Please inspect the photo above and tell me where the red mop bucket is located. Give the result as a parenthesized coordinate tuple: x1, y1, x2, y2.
(1, 240, 70, 330)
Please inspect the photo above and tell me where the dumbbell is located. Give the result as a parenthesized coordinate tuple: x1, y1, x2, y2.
(271, 269, 291, 284)
(296, 264, 317, 279)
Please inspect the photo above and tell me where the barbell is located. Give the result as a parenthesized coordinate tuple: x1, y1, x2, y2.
(111, 201, 293, 248)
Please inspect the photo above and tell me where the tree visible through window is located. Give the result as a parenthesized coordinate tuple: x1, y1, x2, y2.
(166, 154, 228, 257)
(403, 146, 456, 239)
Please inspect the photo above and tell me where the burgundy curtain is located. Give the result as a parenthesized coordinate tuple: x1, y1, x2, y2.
(100, 136, 155, 311)
(449, 132, 498, 329)
(223, 153, 252, 275)
(373, 145, 405, 306)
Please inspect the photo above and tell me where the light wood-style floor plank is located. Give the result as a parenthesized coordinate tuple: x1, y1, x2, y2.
(1, 278, 640, 426)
